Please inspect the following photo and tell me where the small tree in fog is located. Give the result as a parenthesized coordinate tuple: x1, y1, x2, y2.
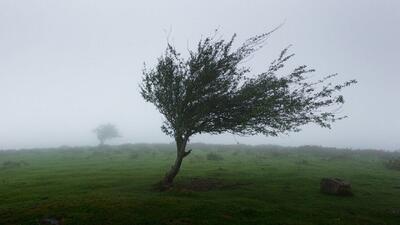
(140, 29, 356, 189)
(93, 123, 120, 146)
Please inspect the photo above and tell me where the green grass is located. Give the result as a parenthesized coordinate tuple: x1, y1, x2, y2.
(0, 144, 399, 225)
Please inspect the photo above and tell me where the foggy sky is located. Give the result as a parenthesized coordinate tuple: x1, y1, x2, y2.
(0, 0, 399, 150)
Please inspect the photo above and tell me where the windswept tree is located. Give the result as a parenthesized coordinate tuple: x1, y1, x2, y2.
(140, 29, 356, 189)
(93, 123, 121, 146)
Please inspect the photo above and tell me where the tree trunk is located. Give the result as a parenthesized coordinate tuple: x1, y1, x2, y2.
(160, 136, 191, 190)
(99, 138, 105, 146)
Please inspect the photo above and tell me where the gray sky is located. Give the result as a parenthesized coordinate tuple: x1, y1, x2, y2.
(0, 0, 399, 150)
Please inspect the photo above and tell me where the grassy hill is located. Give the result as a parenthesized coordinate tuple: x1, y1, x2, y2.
(0, 144, 399, 225)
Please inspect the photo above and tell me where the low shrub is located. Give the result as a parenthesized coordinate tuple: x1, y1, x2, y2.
(295, 159, 310, 165)
(206, 152, 224, 161)
(386, 158, 400, 171)
(129, 152, 139, 159)
(1, 161, 28, 169)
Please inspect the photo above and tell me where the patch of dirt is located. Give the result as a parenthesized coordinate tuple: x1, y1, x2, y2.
(175, 177, 252, 192)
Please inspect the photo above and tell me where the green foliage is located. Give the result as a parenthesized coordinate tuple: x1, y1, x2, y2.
(140, 30, 356, 139)
(1, 160, 28, 169)
(206, 152, 224, 161)
(93, 123, 121, 145)
(129, 152, 139, 160)
(385, 158, 400, 171)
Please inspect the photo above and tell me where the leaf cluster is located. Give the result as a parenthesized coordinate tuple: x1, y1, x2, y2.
(140, 30, 356, 139)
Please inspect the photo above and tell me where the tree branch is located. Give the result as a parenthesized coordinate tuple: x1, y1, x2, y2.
(183, 149, 192, 158)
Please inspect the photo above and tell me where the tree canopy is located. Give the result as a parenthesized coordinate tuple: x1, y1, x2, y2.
(93, 123, 121, 146)
(141, 31, 356, 139)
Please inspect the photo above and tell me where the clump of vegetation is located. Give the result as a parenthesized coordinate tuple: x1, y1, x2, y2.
(270, 151, 289, 158)
(206, 152, 224, 161)
(296, 159, 310, 165)
(1, 160, 29, 169)
(239, 207, 260, 218)
(325, 152, 353, 161)
(88, 150, 112, 159)
(232, 150, 240, 156)
(188, 154, 205, 163)
(129, 152, 139, 160)
(385, 158, 400, 171)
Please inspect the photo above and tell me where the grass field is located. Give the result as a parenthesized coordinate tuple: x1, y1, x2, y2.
(0, 143, 399, 225)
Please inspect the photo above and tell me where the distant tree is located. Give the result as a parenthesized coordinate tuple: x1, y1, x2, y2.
(140, 29, 356, 189)
(93, 123, 120, 146)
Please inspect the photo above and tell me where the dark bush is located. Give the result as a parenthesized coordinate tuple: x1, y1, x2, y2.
(188, 154, 204, 163)
(129, 152, 139, 159)
(206, 152, 224, 161)
(296, 159, 310, 165)
(386, 158, 400, 171)
(2, 161, 28, 169)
